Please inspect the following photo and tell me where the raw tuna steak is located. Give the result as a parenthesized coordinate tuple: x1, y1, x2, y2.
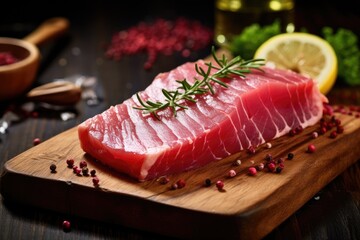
(78, 60, 325, 181)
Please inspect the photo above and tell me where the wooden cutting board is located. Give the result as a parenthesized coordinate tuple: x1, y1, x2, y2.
(1, 107, 360, 239)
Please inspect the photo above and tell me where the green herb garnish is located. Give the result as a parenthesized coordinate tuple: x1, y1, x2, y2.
(229, 20, 281, 60)
(322, 27, 360, 86)
(134, 46, 265, 119)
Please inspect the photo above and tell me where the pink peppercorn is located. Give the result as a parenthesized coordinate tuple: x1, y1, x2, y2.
(307, 144, 316, 153)
(216, 180, 224, 190)
(79, 160, 87, 168)
(267, 163, 276, 172)
(176, 179, 186, 189)
(62, 220, 71, 232)
(228, 169, 237, 178)
(66, 159, 75, 168)
(248, 167, 257, 176)
(33, 138, 41, 146)
(330, 131, 337, 139)
(92, 177, 100, 186)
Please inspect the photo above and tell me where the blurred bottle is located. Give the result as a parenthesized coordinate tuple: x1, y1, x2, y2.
(214, 0, 295, 47)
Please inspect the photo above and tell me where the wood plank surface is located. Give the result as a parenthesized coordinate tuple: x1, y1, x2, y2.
(1, 108, 360, 240)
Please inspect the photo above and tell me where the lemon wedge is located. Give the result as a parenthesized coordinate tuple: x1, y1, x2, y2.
(254, 32, 338, 94)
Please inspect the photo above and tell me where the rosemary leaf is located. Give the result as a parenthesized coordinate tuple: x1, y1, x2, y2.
(133, 46, 265, 119)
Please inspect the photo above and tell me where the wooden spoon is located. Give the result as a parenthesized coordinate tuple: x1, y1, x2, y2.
(0, 17, 69, 101)
(26, 81, 82, 106)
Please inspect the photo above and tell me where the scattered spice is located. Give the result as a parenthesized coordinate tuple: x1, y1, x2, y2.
(66, 159, 75, 168)
(307, 144, 316, 153)
(176, 179, 186, 189)
(329, 131, 337, 139)
(50, 164, 57, 173)
(105, 17, 213, 70)
(311, 131, 319, 139)
(170, 183, 178, 190)
(216, 180, 224, 190)
(62, 220, 71, 232)
(248, 167, 257, 176)
(33, 138, 41, 146)
(79, 160, 87, 168)
(256, 163, 265, 171)
(0, 52, 19, 66)
(267, 162, 276, 172)
(204, 178, 212, 187)
(247, 146, 256, 154)
(228, 169, 237, 178)
(92, 176, 100, 186)
(82, 167, 89, 176)
(265, 142, 272, 149)
(157, 176, 170, 184)
(287, 152, 294, 160)
(234, 159, 242, 166)
(90, 169, 97, 177)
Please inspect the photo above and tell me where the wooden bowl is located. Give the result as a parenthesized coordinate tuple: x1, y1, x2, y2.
(0, 37, 40, 101)
(0, 18, 69, 101)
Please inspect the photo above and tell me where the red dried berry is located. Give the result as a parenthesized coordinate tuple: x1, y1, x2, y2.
(33, 138, 41, 146)
(66, 159, 74, 168)
(330, 131, 337, 139)
(176, 179, 186, 189)
(204, 178, 212, 187)
(216, 180, 224, 190)
(267, 163, 276, 172)
(62, 220, 71, 232)
(337, 126, 344, 134)
(248, 167, 257, 176)
(79, 160, 87, 168)
(92, 177, 100, 186)
(307, 144, 316, 153)
(158, 176, 170, 184)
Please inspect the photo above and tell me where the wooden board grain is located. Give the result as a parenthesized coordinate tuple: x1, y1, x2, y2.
(1, 109, 360, 239)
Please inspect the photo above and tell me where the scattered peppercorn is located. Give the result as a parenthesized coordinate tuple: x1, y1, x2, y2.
(105, 18, 213, 70)
(216, 180, 224, 190)
(33, 138, 41, 146)
(176, 179, 186, 189)
(330, 131, 337, 139)
(79, 160, 87, 168)
(265, 142, 272, 149)
(276, 166, 283, 173)
(247, 145, 256, 154)
(92, 176, 100, 186)
(311, 131, 319, 139)
(234, 159, 242, 166)
(204, 178, 212, 187)
(307, 144, 316, 153)
(248, 167, 257, 176)
(82, 167, 89, 176)
(66, 159, 74, 168)
(228, 169, 237, 178)
(267, 162, 276, 172)
(50, 164, 57, 173)
(157, 176, 170, 184)
(90, 169, 96, 177)
(170, 183, 178, 190)
(265, 153, 273, 161)
(75, 168, 82, 176)
(287, 152, 294, 160)
(62, 220, 71, 232)
(72, 165, 79, 173)
(256, 163, 265, 171)
(277, 158, 284, 164)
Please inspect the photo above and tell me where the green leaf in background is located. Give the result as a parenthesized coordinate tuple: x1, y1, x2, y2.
(229, 20, 281, 60)
(322, 27, 360, 86)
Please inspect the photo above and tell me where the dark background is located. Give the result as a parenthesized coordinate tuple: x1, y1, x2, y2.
(1, 0, 360, 239)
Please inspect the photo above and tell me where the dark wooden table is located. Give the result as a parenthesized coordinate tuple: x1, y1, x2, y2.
(1, 1, 359, 239)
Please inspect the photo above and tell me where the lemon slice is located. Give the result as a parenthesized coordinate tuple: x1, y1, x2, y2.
(254, 32, 337, 94)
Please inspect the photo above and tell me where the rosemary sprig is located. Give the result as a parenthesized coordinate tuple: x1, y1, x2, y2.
(134, 46, 265, 119)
